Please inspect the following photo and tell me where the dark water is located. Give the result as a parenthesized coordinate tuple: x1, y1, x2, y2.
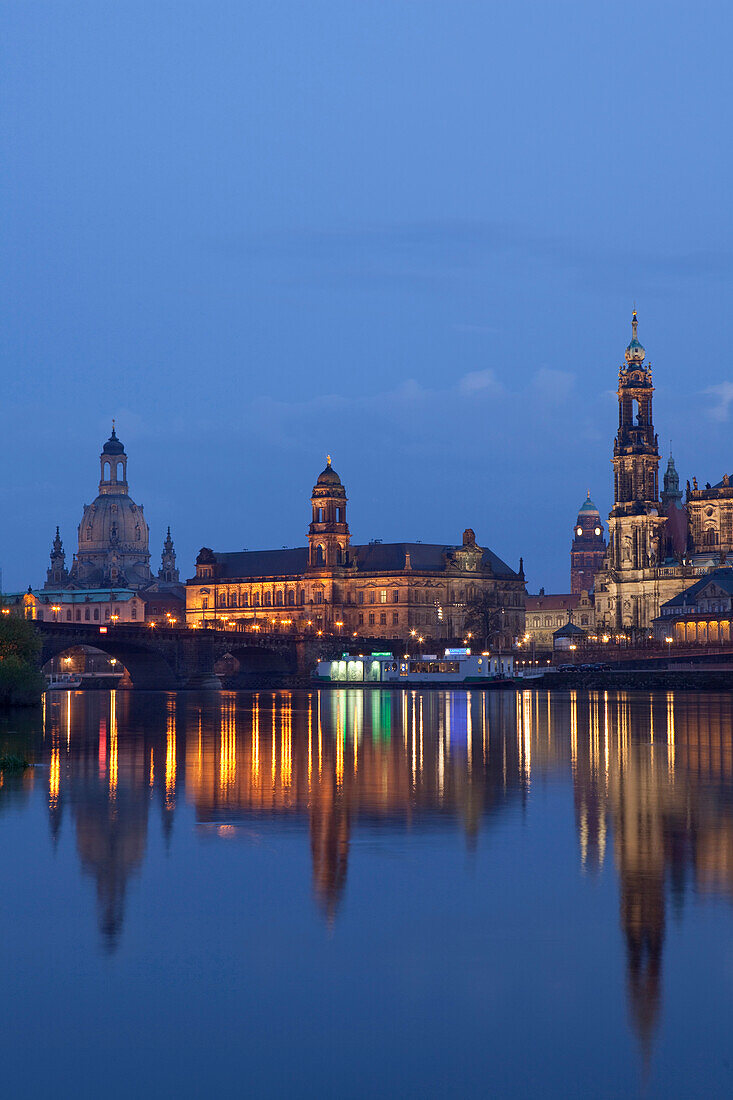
(1, 688, 733, 1098)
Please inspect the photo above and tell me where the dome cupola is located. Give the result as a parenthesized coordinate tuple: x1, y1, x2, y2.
(316, 455, 343, 486)
(624, 310, 646, 365)
(99, 422, 128, 494)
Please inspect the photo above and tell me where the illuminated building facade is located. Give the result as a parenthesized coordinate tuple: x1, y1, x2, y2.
(186, 458, 526, 643)
(653, 567, 733, 643)
(524, 589, 595, 653)
(594, 313, 731, 631)
(5, 585, 145, 623)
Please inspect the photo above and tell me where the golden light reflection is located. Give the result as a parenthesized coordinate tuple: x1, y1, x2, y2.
(282, 693, 292, 791)
(165, 698, 176, 809)
(219, 695, 236, 794)
(666, 691, 675, 774)
(109, 692, 118, 799)
(252, 693, 260, 783)
(49, 738, 60, 808)
(307, 693, 312, 787)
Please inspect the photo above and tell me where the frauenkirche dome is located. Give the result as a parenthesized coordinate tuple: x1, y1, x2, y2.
(69, 425, 153, 588)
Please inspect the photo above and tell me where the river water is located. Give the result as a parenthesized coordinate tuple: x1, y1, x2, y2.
(1, 688, 732, 1098)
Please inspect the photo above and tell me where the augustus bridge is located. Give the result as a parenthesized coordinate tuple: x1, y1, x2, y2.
(34, 621, 343, 689)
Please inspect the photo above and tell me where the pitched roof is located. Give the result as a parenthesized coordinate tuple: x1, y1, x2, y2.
(193, 542, 519, 581)
(553, 620, 586, 637)
(526, 593, 579, 612)
(660, 568, 733, 608)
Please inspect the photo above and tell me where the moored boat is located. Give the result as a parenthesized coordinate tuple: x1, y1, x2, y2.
(314, 647, 515, 687)
(45, 672, 83, 691)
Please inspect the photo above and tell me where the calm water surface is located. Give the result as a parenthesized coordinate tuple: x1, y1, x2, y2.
(1, 688, 733, 1098)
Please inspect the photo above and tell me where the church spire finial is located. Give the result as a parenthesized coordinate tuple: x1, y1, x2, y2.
(327, 454, 331, 466)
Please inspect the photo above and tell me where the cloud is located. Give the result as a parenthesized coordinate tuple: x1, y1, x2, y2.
(705, 382, 733, 422)
(459, 368, 502, 395)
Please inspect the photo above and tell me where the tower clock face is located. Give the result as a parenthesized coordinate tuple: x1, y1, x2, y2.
(594, 527, 601, 536)
(576, 526, 583, 536)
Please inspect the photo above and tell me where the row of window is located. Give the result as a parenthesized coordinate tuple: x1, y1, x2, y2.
(55, 605, 136, 622)
(357, 612, 400, 626)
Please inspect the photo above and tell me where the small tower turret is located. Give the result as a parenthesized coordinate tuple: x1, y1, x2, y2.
(158, 527, 179, 584)
(45, 526, 69, 588)
(570, 492, 606, 594)
(660, 454, 682, 509)
(308, 456, 350, 569)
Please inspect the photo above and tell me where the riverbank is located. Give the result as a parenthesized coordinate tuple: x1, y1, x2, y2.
(536, 668, 733, 691)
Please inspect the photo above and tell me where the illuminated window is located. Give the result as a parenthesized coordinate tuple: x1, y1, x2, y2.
(380, 590, 387, 604)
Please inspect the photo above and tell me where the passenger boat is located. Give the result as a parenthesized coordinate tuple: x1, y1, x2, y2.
(45, 672, 83, 691)
(314, 648, 515, 686)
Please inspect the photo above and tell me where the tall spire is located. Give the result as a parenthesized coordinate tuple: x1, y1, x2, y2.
(625, 309, 646, 365)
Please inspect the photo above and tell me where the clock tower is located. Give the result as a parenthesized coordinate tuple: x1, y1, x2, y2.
(570, 492, 606, 593)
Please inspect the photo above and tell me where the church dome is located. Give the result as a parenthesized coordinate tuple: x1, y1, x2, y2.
(578, 491, 599, 514)
(102, 425, 125, 455)
(624, 310, 646, 364)
(316, 455, 342, 486)
(70, 427, 152, 589)
(79, 494, 148, 553)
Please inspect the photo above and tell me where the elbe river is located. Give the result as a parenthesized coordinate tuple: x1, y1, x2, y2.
(1, 687, 732, 1098)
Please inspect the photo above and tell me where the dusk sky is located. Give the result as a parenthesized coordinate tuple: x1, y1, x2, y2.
(2, 0, 732, 592)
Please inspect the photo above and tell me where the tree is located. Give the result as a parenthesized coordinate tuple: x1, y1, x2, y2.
(0, 616, 43, 706)
(463, 592, 507, 650)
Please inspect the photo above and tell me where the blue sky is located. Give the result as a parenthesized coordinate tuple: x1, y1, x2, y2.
(2, 0, 732, 591)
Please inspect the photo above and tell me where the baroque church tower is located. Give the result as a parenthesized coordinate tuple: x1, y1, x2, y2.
(608, 309, 665, 576)
(594, 314, 691, 631)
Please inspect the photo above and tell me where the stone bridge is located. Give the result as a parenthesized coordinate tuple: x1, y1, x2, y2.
(35, 622, 353, 689)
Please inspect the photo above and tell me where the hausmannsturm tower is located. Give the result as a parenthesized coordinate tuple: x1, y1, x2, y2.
(594, 313, 689, 630)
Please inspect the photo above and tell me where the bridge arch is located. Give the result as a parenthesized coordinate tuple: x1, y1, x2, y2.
(39, 632, 179, 690)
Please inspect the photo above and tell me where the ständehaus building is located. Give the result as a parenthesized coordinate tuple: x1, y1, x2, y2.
(186, 458, 526, 643)
(594, 313, 732, 631)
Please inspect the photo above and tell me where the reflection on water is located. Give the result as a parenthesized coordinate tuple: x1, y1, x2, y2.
(5, 687, 733, 1061)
